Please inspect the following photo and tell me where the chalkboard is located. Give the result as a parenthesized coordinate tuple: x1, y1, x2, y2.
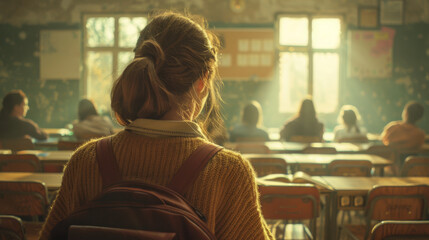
(40, 30, 81, 80)
(347, 28, 395, 78)
(214, 28, 274, 80)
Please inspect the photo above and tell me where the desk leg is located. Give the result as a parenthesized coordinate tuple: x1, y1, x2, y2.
(327, 191, 338, 240)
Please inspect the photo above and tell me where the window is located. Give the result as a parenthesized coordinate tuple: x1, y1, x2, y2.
(83, 14, 147, 112)
(277, 15, 342, 113)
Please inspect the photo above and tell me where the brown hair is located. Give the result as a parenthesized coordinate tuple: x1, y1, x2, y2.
(111, 11, 222, 139)
(242, 101, 263, 128)
(78, 98, 98, 121)
(1, 90, 26, 116)
(404, 101, 424, 124)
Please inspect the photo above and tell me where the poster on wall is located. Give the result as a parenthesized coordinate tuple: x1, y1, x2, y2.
(347, 28, 395, 78)
(213, 28, 274, 80)
(40, 30, 81, 81)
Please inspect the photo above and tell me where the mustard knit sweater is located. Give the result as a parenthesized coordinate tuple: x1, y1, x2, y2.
(40, 130, 274, 240)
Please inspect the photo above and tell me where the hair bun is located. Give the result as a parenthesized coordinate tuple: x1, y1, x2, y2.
(136, 40, 165, 72)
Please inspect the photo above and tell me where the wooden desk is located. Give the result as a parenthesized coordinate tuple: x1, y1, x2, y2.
(0, 172, 63, 191)
(18, 150, 73, 171)
(242, 153, 392, 176)
(321, 176, 429, 239)
(37, 150, 73, 164)
(33, 136, 60, 149)
(0, 149, 12, 154)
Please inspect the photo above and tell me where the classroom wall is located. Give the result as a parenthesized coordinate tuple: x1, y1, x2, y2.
(0, 0, 428, 134)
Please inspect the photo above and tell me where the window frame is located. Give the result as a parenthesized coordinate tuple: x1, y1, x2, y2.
(82, 13, 147, 98)
(275, 13, 345, 114)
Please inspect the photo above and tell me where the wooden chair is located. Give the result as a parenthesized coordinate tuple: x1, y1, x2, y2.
(401, 156, 429, 177)
(0, 215, 25, 240)
(365, 145, 395, 162)
(340, 185, 429, 240)
(0, 139, 35, 153)
(0, 154, 42, 172)
(0, 181, 49, 221)
(247, 157, 288, 177)
(57, 139, 85, 151)
(328, 160, 373, 177)
(289, 136, 322, 143)
(302, 146, 337, 154)
(233, 142, 270, 154)
(370, 220, 429, 240)
(259, 183, 320, 240)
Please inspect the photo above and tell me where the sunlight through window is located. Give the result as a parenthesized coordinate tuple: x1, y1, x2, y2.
(279, 17, 308, 46)
(278, 15, 341, 114)
(312, 18, 341, 49)
(84, 15, 147, 111)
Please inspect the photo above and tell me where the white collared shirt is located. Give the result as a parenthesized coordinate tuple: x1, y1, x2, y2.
(125, 118, 206, 139)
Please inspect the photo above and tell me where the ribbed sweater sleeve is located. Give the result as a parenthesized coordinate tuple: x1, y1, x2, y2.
(212, 152, 274, 239)
(39, 131, 273, 239)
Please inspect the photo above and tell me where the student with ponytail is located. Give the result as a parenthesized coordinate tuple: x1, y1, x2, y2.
(41, 12, 273, 240)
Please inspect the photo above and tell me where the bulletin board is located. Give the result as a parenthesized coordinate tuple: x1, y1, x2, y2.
(347, 28, 395, 78)
(213, 28, 274, 80)
(40, 30, 81, 80)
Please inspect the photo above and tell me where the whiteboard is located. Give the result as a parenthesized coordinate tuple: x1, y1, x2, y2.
(40, 30, 81, 80)
(347, 28, 395, 78)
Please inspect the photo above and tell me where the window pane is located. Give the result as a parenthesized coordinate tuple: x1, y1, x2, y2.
(118, 51, 134, 74)
(87, 51, 113, 113)
(312, 18, 341, 49)
(313, 52, 339, 113)
(86, 17, 115, 47)
(279, 52, 308, 113)
(119, 17, 147, 47)
(279, 17, 308, 46)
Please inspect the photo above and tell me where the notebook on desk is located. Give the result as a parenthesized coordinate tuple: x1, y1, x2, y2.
(257, 171, 333, 190)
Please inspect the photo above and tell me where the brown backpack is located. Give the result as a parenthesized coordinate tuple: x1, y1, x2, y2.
(49, 137, 223, 240)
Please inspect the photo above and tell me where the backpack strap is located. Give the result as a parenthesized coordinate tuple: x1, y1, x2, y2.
(96, 137, 122, 188)
(96, 138, 223, 193)
(167, 143, 223, 195)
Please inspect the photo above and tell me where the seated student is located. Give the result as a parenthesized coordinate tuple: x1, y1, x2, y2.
(334, 105, 368, 142)
(229, 101, 270, 142)
(381, 101, 425, 149)
(280, 98, 324, 142)
(0, 90, 47, 140)
(40, 12, 273, 240)
(72, 98, 114, 140)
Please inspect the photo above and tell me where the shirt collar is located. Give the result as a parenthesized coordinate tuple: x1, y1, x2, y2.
(125, 118, 206, 139)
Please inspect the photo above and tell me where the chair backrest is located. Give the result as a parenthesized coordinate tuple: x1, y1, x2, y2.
(259, 183, 320, 220)
(247, 157, 288, 177)
(302, 146, 337, 154)
(57, 140, 84, 151)
(289, 135, 321, 143)
(366, 185, 429, 221)
(401, 156, 429, 177)
(0, 181, 49, 219)
(0, 215, 25, 240)
(328, 159, 373, 177)
(233, 142, 270, 154)
(0, 138, 35, 153)
(366, 145, 395, 162)
(0, 154, 42, 172)
(370, 220, 429, 240)
(259, 183, 320, 239)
